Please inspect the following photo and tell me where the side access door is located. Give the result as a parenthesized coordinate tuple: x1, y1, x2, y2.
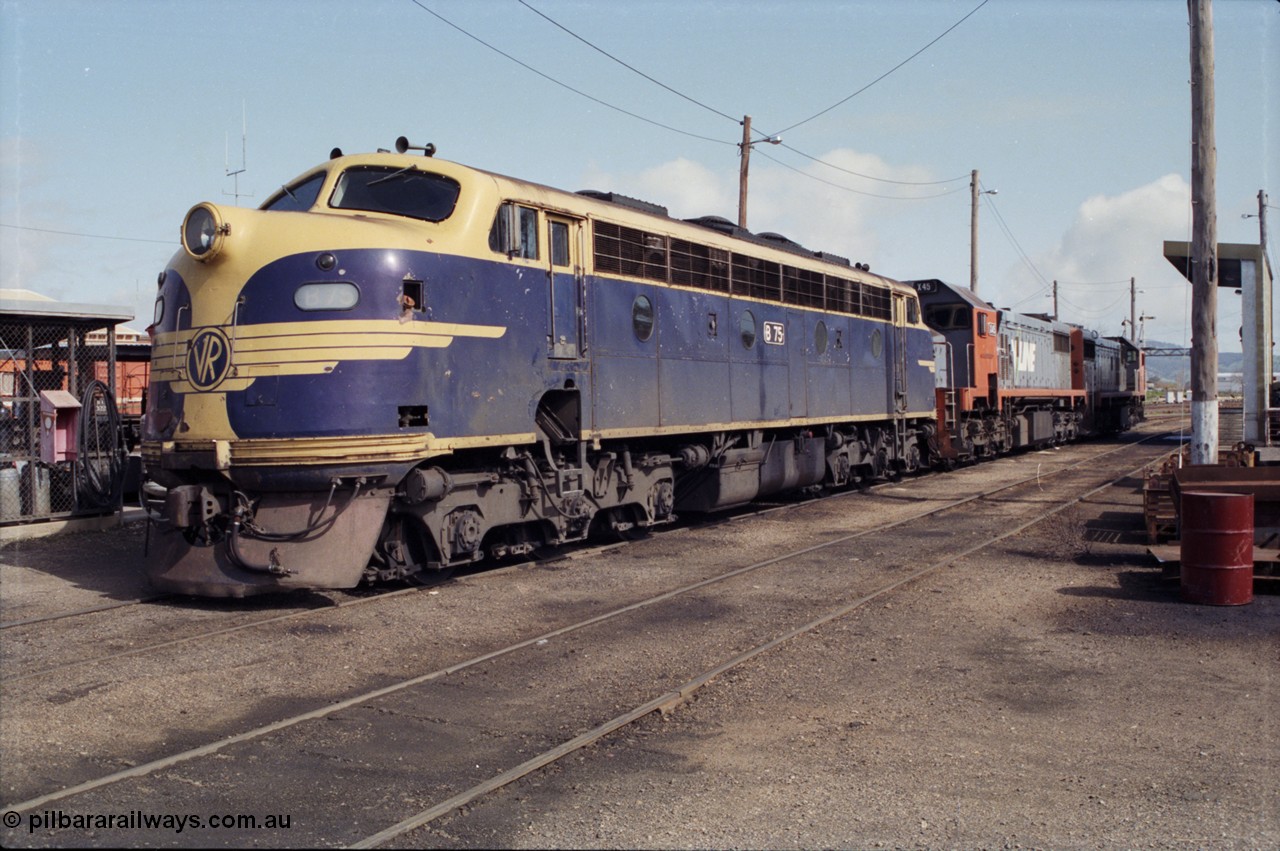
(891, 292, 910, 413)
(547, 214, 585, 359)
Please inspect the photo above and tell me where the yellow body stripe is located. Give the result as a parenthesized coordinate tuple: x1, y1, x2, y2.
(143, 430, 537, 468)
(151, 318, 507, 387)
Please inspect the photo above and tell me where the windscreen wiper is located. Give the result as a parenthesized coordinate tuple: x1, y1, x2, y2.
(368, 166, 417, 187)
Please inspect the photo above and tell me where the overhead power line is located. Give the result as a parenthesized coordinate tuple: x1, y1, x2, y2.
(979, 190, 1057, 306)
(408, 0, 732, 147)
(778, 144, 970, 187)
(1054, 278, 1134, 287)
(753, 149, 964, 201)
(0, 222, 172, 245)
(517, 0, 740, 125)
(414, 1, 987, 202)
(772, 0, 992, 137)
(509, 0, 967, 189)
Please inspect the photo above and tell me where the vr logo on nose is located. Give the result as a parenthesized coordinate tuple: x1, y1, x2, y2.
(187, 327, 232, 390)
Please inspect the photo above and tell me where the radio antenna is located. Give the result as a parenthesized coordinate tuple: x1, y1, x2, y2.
(224, 101, 252, 206)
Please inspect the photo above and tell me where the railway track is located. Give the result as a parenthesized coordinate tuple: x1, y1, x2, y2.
(0, 420, 1178, 685)
(0, 595, 168, 631)
(1, 427, 1177, 847)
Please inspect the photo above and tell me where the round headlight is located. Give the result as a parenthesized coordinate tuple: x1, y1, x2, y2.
(181, 203, 227, 261)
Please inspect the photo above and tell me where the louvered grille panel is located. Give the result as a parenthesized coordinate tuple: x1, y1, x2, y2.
(670, 239, 730, 292)
(593, 221, 667, 281)
(592, 218, 902, 322)
(783, 266, 825, 308)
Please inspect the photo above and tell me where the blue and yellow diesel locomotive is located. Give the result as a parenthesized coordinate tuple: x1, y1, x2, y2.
(143, 140, 938, 596)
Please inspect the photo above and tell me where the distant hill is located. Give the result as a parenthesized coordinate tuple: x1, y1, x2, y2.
(1143, 339, 1245, 388)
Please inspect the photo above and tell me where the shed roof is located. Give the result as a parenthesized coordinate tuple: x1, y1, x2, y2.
(0, 289, 134, 330)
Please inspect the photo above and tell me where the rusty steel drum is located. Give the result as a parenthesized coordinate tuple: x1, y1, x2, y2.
(1180, 491, 1255, 606)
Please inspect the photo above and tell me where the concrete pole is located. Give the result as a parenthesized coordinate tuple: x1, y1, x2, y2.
(1189, 0, 1219, 464)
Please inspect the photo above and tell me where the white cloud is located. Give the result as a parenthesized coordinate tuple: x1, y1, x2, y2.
(1023, 174, 1199, 344)
(580, 158, 731, 223)
(582, 149, 939, 272)
(1050, 174, 1192, 279)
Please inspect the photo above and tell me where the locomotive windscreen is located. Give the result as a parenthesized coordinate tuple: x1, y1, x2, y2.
(262, 173, 326, 212)
(330, 167, 461, 222)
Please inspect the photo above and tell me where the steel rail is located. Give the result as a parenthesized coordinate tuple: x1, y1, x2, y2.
(352, 439, 1173, 847)
(1, 423, 1177, 684)
(0, 594, 168, 630)
(0, 583, 430, 685)
(2, 429, 1176, 819)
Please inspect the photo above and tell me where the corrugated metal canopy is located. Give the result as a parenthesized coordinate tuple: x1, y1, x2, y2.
(0, 294, 134, 329)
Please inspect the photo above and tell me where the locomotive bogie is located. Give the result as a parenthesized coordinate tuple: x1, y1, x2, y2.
(388, 448, 678, 573)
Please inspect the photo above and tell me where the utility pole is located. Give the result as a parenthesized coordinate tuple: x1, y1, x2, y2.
(1260, 190, 1270, 268)
(1189, 0, 1218, 464)
(970, 169, 979, 293)
(737, 115, 781, 231)
(968, 171, 997, 295)
(1130, 277, 1137, 343)
(1053, 280, 1059, 321)
(738, 115, 753, 230)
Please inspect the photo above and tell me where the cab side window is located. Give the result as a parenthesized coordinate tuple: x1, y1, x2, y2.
(550, 220, 570, 267)
(489, 202, 540, 260)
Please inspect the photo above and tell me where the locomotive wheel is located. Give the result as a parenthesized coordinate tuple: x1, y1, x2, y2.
(181, 515, 228, 548)
(615, 525, 651, 542)
(594, 506, 650, 542)
(406, 565, 456, 587)
(904, 443, 922, 474)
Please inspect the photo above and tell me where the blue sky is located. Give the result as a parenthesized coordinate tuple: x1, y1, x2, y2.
(1, 0, 1276, 350)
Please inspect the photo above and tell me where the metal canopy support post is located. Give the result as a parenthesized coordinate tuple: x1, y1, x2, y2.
(1164, 239, 1272, 449)
(1243, 191, 1273, 446)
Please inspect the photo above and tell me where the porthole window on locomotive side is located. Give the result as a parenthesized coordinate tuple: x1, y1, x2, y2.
(870, 328, 883, 359)
(740, 310, 757, 349)
(814, 320, 828, 355)
(632, 294, 655, 341)
(152, 296, 164, 327)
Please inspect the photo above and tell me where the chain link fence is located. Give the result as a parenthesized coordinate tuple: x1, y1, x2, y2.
(1, 319, 127, 523)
